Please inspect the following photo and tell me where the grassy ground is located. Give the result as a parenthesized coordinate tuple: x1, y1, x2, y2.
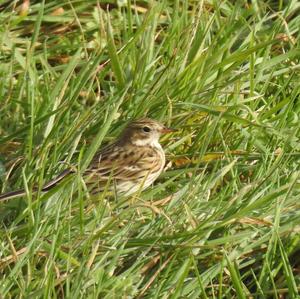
(0, 0, 300, 298)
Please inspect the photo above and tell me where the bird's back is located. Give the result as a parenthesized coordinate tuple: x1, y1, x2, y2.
(84, 143, 165, 195)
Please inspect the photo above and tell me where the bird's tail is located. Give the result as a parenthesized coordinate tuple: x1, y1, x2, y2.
(0, 168, 73, 202)
(0, 189, 27, 201)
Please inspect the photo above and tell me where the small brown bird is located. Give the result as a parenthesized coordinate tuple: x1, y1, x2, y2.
(0, 118, 175, 201)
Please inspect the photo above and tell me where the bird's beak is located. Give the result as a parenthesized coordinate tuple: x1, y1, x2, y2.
(160, 126, 177, 134)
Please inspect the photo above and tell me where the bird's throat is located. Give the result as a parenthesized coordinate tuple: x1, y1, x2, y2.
(132, 138, 160, 148)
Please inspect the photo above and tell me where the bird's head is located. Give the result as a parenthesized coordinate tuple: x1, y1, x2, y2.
(119, 118, 175, 147)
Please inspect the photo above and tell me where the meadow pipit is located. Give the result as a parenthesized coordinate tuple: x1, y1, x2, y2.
(0, 118, 175, 200)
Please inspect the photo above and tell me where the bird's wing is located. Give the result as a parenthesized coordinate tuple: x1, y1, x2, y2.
(84, 145, 161, 183)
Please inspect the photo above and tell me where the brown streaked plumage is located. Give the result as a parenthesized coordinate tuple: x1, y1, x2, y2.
(0, 118, 175, 201)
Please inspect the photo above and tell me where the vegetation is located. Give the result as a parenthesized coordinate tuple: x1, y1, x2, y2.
(0, 0, 299, 297)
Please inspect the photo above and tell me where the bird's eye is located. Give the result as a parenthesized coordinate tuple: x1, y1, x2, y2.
(142, 126, 151, 133)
